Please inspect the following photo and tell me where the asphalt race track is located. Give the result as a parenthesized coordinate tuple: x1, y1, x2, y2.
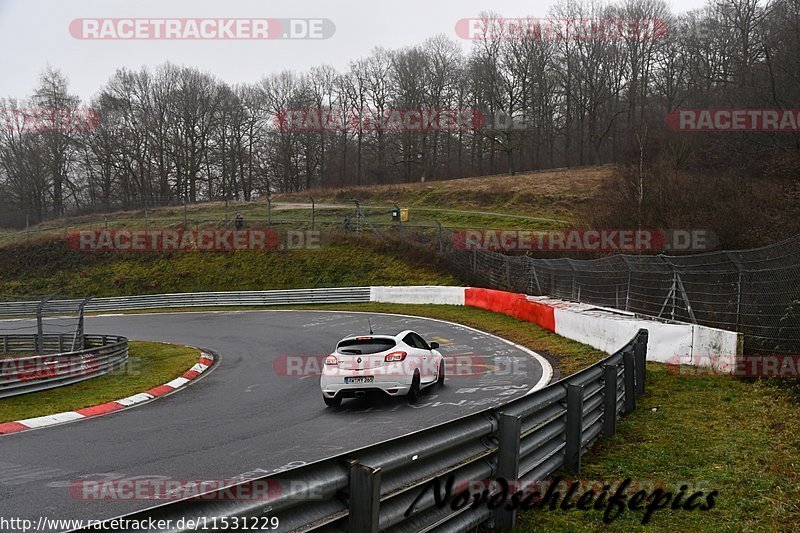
(0, 310, 549, 531)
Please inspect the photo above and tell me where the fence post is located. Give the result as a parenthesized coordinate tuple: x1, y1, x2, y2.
(621, 256, 634, 312)
(2, 335, 7, 354)
(564, 384, 584, 473)
(623, 348, 636, 413)
(603, 364, 618, 437)
(565, 259, 577, 301)
(495, 413, 522, 530)
(35, 296, 51, 356)
(725, 251, 746, 331)
(72, 296, 92, 352)
(348, 461, 381, 533)
(634, 331, 648, 395)
(529, 259, 542, 295)
(183, 197, 188, 229)
(434, 219, 443, 253)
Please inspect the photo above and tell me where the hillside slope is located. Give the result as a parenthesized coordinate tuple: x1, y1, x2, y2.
(276, 165, 611, 221)
(0, 238, 457, 298)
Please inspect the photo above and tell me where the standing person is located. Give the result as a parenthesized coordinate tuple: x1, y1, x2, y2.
(234, 212, 244, 231)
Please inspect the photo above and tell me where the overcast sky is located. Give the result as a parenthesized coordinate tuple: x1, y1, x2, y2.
(0, 0, 707, 102)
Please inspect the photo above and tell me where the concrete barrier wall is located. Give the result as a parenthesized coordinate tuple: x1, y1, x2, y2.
(370, 286, 465, 306)
(464, 288, 556, 332)
(370, 286, 742, 373)
(550, 305, 695, 363)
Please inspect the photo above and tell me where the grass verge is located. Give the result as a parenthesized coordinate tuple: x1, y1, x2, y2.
(0, 341, 201, 423)
(515, 365, 800, 531)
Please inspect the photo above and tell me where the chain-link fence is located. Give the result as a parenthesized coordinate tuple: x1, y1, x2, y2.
(419, 228, 800, 357)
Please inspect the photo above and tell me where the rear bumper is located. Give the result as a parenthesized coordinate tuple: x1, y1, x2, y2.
(320, 375, 413, 398)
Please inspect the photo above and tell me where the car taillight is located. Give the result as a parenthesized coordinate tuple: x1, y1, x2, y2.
(384, 351, 407, 362)
(325, 355, 338, 366)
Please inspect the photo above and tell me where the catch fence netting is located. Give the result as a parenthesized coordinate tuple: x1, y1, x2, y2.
(406, 228, 800, 356)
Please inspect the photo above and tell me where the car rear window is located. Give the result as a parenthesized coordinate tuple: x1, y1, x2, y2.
(337, 337, 396, 355)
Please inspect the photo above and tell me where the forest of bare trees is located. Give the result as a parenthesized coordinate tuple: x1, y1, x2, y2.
(1, 0, 799, 228)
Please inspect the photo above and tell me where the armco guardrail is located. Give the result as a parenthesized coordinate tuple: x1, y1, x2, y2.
(0, 334, 128, 398)
(72, 330, 648, 533)
(0, 288, 372, 316)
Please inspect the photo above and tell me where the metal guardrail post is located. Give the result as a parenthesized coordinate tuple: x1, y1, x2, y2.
(634, 331, 648, 395)
(564, 384, 584, 473)
(603, 364, 618, 437)
(35, 296, 52, 355)
(72, 297, 93, 352)
(623, 348, 636, 413)
(495, 412, 522, 531)
(348, 460, 381, 533)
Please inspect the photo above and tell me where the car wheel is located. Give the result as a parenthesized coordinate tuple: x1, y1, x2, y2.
(407, 371, 421, 403)
(323, 395, 342, 408)
(437, 359, 445, 387)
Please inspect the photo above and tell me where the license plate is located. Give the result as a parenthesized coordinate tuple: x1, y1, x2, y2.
(345, 376, 374, 384)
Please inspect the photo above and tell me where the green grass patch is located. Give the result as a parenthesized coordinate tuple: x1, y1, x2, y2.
(515, 365, 800, 532)
(0, 341, 201, 422)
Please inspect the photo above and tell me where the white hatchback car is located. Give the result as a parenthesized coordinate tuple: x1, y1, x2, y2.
(320, 330, 445, 407)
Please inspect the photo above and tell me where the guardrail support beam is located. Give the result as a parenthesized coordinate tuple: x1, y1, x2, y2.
(348, 461, 381, 533)
(35, 296, 52, 355)
(564, 384, 584, 474)
(495, 412, 522, 531)
(623, 348, 636, 413)
(634, 331, 648, 395)
(603, 364, 618, 438)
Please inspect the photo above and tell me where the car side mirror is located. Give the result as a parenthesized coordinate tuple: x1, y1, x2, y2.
(429, 342, 439, 350)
